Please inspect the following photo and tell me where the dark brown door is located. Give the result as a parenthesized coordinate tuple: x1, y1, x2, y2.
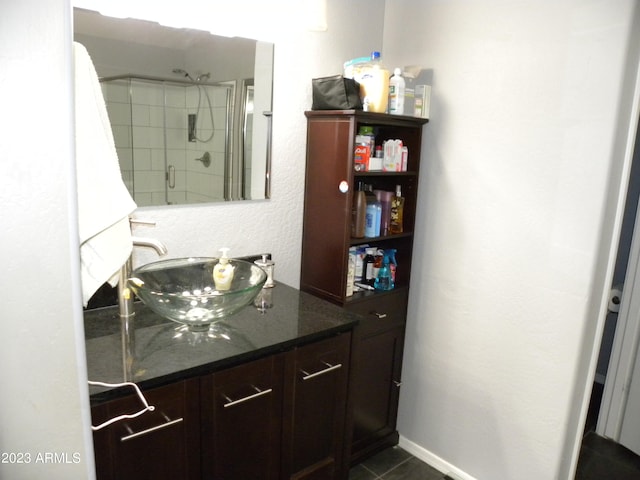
(201, 354, 285, 480)
(301, 116, 355, 303)
(350, 326, 405, 462)
(283, 333, 351, 480)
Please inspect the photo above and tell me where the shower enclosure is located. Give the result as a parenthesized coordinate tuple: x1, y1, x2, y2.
(100, 75, 234, 206)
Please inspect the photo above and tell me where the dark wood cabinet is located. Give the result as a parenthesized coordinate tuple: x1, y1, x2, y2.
(91, 332, 352, 480)
(345, 290, 407, 462)
(349, 324, 405, 463)
(91, 378, 201, 480)
(301, 110, 426, 306)
(282, 333, 351, 480)
(201, 354, 285, 480)
(301, 111, 427, 464)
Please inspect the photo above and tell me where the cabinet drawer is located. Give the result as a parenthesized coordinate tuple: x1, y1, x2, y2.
(91, 378, 200, 480)
(346, 289, 408, 336)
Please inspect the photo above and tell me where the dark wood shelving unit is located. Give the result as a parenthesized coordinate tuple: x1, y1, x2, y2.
(301, 110, 428, 465)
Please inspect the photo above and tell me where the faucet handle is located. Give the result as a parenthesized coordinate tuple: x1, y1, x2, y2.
(129, 218, 157, 228)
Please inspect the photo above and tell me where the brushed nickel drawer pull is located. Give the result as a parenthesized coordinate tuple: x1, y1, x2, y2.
(301, 362, 343, 381)
(223, 385, 273, 408)
(120, 416, 183, 442)
(372, 312, 387, 319)
(394, 380, 403, 388)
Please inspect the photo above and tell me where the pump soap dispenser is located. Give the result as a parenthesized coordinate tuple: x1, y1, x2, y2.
(254, 254, 275, 288)
(213, 248, 235, 291)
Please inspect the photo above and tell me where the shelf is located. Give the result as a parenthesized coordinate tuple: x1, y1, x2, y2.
(345, 285, 409, 306)
(301, 110, 425, 464)
(353, 171, 418, 177)
(350, 232, 412, 246)
(304, 110, 429, 127)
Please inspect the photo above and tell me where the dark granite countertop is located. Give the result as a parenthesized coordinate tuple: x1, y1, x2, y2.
(85, 283, 359, 404)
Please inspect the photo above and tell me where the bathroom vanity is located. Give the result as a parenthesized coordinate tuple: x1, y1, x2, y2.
(85, 284, 359, 480)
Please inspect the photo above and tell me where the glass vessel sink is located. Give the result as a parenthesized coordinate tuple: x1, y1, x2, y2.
(128, 257, 267, 332)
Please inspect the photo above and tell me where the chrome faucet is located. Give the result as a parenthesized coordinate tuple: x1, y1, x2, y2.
(118, 236, 168, 320)
(118, 220, 168, 380)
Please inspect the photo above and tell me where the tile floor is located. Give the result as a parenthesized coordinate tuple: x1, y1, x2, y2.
(576, 431, 640, 480)
(348, 382, 640, 480)
(576, 381, 640, 479)
(348, 446, 447, 480)
(350, 434, 640, 480)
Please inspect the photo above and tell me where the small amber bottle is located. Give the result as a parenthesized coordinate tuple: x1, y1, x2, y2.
(389, 185, 405, 234)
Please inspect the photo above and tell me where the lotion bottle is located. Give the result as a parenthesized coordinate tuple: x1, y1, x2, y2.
(364, 190, 381, 238)
(352, 182, 366, 238)
(389, 68, 405, 115)
(213, 248, 235, 291)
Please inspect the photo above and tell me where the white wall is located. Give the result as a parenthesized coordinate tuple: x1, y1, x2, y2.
(0, 0, 384, 478)
(6, 0, 637, 478)
(382, 1, 640, 479)
(0, 1, 95, 479)
(127, 0, 387, 285)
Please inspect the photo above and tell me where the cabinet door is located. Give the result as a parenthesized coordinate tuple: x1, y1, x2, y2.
(301, 116, 355, 304)
(201, 354, 284, 480)
(349, 325, 405, 464)
(91, 378, 200, 480)
(283, 333, 352, 480)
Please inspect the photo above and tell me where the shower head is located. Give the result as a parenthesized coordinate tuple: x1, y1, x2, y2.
(171, 68, 194, 81)
(196, 72, 211, 83)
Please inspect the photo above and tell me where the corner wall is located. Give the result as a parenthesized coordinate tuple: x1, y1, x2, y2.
(0, 1, 95, 478)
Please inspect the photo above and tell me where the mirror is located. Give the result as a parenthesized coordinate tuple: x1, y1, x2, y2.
(73, 8, 273, 206)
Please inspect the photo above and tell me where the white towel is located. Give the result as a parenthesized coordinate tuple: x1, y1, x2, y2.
(74, 42, 137, 306)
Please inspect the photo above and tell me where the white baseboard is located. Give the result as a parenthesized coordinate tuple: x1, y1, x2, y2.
(398, 435, 478, 480)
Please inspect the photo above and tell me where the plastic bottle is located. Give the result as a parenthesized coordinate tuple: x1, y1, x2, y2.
(375, 190, 394, 236)
(389, 68, 406, 115)
(365, 197, 381, 238)
(364, 184, 382, 238)
(363, 248, 377, 285)
(372, 248, 384, 281)
(374, 251, 394, 291)
(355, 52, 389, 114)
(386, 248, 398, 284)
(358, 126, 376, 154)
(343, 55, 372, 79)
(374, 200, 382, 237)
(389, 185, 405, 234)
(213, 248, 235, 291)
(352, 183, 366, 238)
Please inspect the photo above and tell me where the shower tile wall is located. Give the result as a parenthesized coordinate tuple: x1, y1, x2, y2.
(102, 80, 229, 206)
